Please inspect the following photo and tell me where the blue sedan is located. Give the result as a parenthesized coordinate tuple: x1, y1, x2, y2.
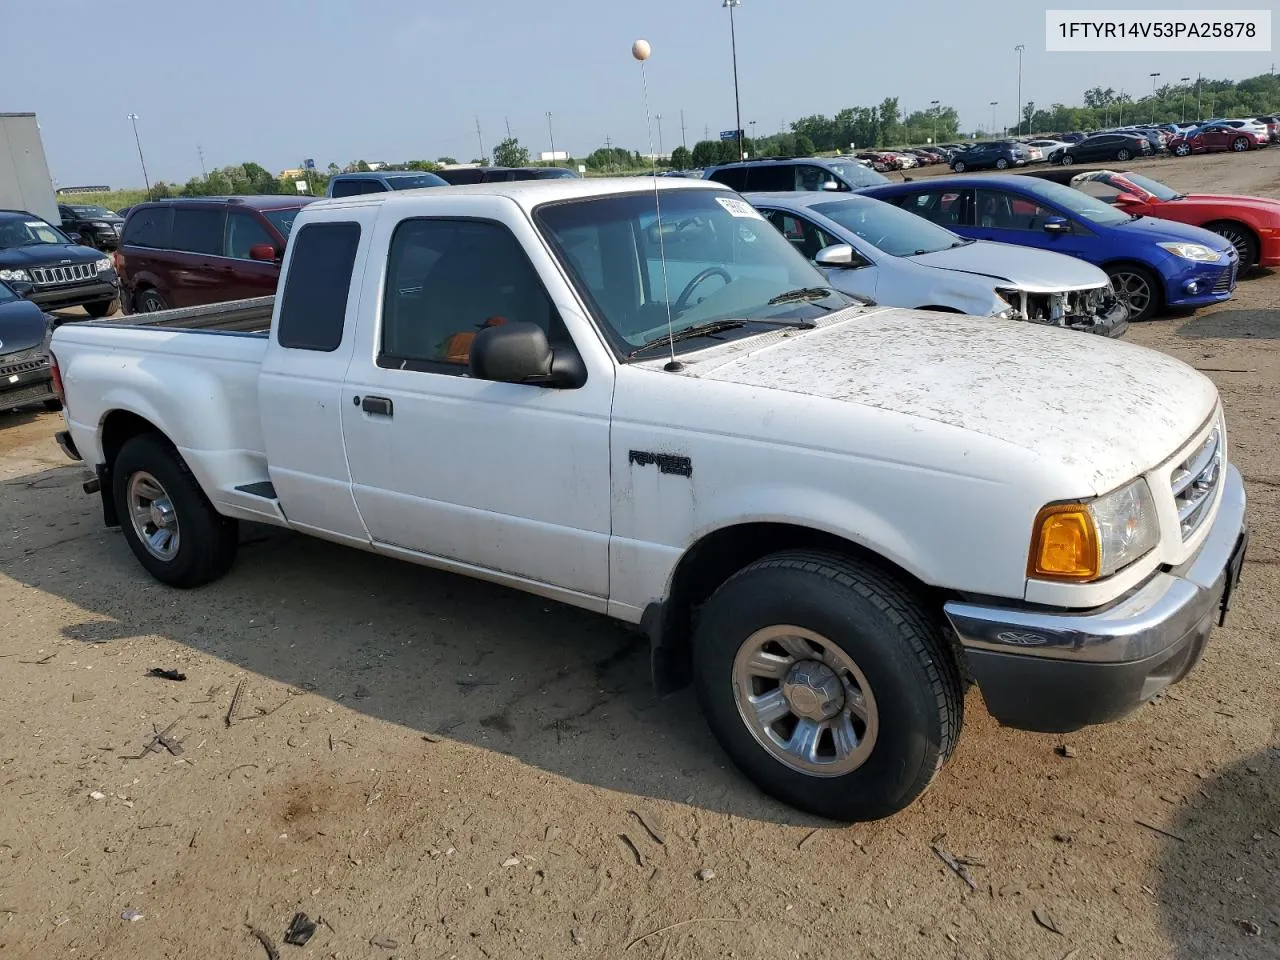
(861, 175, 1238, 321)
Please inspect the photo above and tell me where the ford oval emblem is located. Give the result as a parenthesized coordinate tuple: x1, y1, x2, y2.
(995, 630, 1049, 647)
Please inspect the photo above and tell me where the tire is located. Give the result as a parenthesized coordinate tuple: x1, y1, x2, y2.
(42, 397, 63, 412)
(952, 160, 966, 173)
(134, 288, 166, 313)
(1106, 263, 1162, 322)
(112, 434, 238, 588)
(82, 300, 116, 319)
(1115, 148, 1132, 161)
(1173, 142, 1191, 157)
(1231, 137, 1249, 152)
(691, 550, 963, 821)
(1061, 154, 1075, 166)
(1205, 221, 1259, 271)
(995, 158, 1009, 170)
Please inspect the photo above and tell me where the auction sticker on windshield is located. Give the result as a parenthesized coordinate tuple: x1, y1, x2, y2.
(716, 197, 765, 219)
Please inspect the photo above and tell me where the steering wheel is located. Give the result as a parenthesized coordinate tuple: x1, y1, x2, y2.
(673, 267, 732, 314)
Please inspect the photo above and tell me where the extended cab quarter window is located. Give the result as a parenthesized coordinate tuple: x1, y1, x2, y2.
(276, 222, 361, 351)
(380, 219, 563, 371)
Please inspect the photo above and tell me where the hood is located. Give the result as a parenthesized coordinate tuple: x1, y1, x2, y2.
(908, 240, 1108, 291)
(0, 243, 103, 268)
(0, 298, 53, 357)
(1113, 214, 1235, 251)
(664, 308, 1216, 494)
(1177, 194, 1280, 217)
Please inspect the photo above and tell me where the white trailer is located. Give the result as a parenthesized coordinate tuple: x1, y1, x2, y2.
(0, 112, 60, 225)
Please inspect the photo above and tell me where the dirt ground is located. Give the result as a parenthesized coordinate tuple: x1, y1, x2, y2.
(1, 150, 1278, 960)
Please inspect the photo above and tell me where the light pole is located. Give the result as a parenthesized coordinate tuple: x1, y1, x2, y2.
(656, 114, 664, 157)
(749, 119, 756, 150)
(1179, 76, 1191, 122)
(989, 101, 999, 138)
(127, 113, 150, 194)
(1195, 73, 1202, 119)
(1014, 44, 1025, 135)
(546, 111, 557, 167)
(723, 0, 744, 161)
(929, 99, 940, 144)
(1149, 72, 1161, 124)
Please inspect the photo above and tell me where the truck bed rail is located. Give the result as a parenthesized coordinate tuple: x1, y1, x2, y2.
(95, 296, 275, 333)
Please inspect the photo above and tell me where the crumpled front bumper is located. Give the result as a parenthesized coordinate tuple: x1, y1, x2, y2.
(943, 464, 1248, 733)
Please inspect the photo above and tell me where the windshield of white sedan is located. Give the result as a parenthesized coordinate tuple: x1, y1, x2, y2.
(0, 218, 69, 248)
(812, 198, 961, 257)
(1023, 179, 1131, 226)
(536, 189, 847, 357)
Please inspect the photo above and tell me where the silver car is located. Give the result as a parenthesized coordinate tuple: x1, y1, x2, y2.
(747, 191, 1128, 336)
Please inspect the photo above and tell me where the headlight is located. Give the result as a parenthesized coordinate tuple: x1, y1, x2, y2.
(1157, 241, 1221, 262)
(0, 268, 31, 282)
(1028, 478, 1160, 581)
(95, 257, 112, 273)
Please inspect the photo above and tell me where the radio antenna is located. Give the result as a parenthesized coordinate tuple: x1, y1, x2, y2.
(633, 39, 682, 372)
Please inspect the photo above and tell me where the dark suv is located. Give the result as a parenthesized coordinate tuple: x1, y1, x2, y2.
(117, 196, 314, 313)
(0, 278, 58, 411)
(58, 203, 125, 250)
(433, 166, 580, 185)
(949, 141, 1030, 172)
(326, 170, 449, 197)
(705, 157, 889, 192)
(0, 209, 120, 317)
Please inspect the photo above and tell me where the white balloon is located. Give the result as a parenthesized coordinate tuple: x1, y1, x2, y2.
(632, 39, 652, 61)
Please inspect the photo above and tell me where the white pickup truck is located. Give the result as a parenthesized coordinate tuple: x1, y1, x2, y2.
(49, 177, 1248, 821)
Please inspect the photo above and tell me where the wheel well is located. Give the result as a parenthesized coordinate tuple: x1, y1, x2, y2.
(917, 305, 964, 313)
(648, 522, 941, 693)
(101, 410, 163, 468)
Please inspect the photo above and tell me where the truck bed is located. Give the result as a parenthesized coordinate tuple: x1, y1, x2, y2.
(87, 296, 275, 334)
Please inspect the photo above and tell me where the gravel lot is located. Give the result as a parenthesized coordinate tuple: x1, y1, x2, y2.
(2, 151, 1278, 960)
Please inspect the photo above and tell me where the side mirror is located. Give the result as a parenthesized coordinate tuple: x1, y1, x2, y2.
(1114, 193, 1141, 206)
(821, 179, 841, 192)
(249, 243, 279, 262)
(814, 243, 856, 267)
(470, 321, 555, 385)
(1043, 216, 1070, 234)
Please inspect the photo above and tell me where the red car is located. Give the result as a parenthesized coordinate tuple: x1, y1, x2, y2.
(116, 195, 315, 313)
(1168, 123, 1268, 157)
(1065, 169, 1280, 270)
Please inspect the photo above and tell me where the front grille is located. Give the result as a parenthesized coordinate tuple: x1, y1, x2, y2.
(1170, 426, 1223, 539)
(1213, 264, 1237, 293)
(30, 262, 96, 286)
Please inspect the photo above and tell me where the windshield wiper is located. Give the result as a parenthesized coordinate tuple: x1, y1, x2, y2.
(627, 317, 815, 359)
(767, 286, 832, 306)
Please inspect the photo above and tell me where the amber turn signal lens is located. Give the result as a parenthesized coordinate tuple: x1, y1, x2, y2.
(1028, 505, 1101, 581)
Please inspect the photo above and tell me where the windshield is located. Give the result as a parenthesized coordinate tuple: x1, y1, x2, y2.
(1112, 172, 1180, 201)
(68, 205, 115, 218)
(1020, 179, 1131, 226)
(825, 160, 889, 188)
(388, 173, 448, 190)
(0, 217, 71, 249)
(812, 197, 961, 257)
(536, 188, 849, 357)
(263, 208, 306, 237)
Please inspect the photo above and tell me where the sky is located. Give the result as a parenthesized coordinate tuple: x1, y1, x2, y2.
(3, 0, 1276, 189)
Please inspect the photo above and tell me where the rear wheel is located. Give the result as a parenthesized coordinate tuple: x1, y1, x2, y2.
(995, 158, 1009, 170)
(1061, 154, 1075, 166)
(42, 398, 63, 412)
(134, 288, 166, 313)
(1115, 148, 1132, 161)
(691, 551, 963, 821)
(1231, 136, 1250, 152)
(112, 434, 238, 588)
(1106, 264, 1161, 322)
(1205, 221, 1258, 271)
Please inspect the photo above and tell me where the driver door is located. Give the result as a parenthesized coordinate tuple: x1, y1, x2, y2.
(973, 188, 1093, 260)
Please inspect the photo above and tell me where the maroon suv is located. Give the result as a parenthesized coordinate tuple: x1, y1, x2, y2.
(115, 196, 315, 313)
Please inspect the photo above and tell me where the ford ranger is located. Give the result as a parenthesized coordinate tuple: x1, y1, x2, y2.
(48, 178, 1249, 821)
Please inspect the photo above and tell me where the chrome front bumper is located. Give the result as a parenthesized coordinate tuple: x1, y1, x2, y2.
(943, 464, 1248, 732)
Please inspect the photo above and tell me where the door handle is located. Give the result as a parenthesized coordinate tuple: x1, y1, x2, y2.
(360, 396, 393, 417)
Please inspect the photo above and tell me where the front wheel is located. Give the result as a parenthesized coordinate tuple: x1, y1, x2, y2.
(1106, 264, 1161, 322)
(134, 288, 166, 313)
(692, 551, 963, 821)
(1231, 136, 1250, 152)
(1205, 221, 1258, 271)
(952, 160, 966, 173)
(112, 434, 238, 587)
(82, 300, 116, 319)
(1173, 142, 1191, 157)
